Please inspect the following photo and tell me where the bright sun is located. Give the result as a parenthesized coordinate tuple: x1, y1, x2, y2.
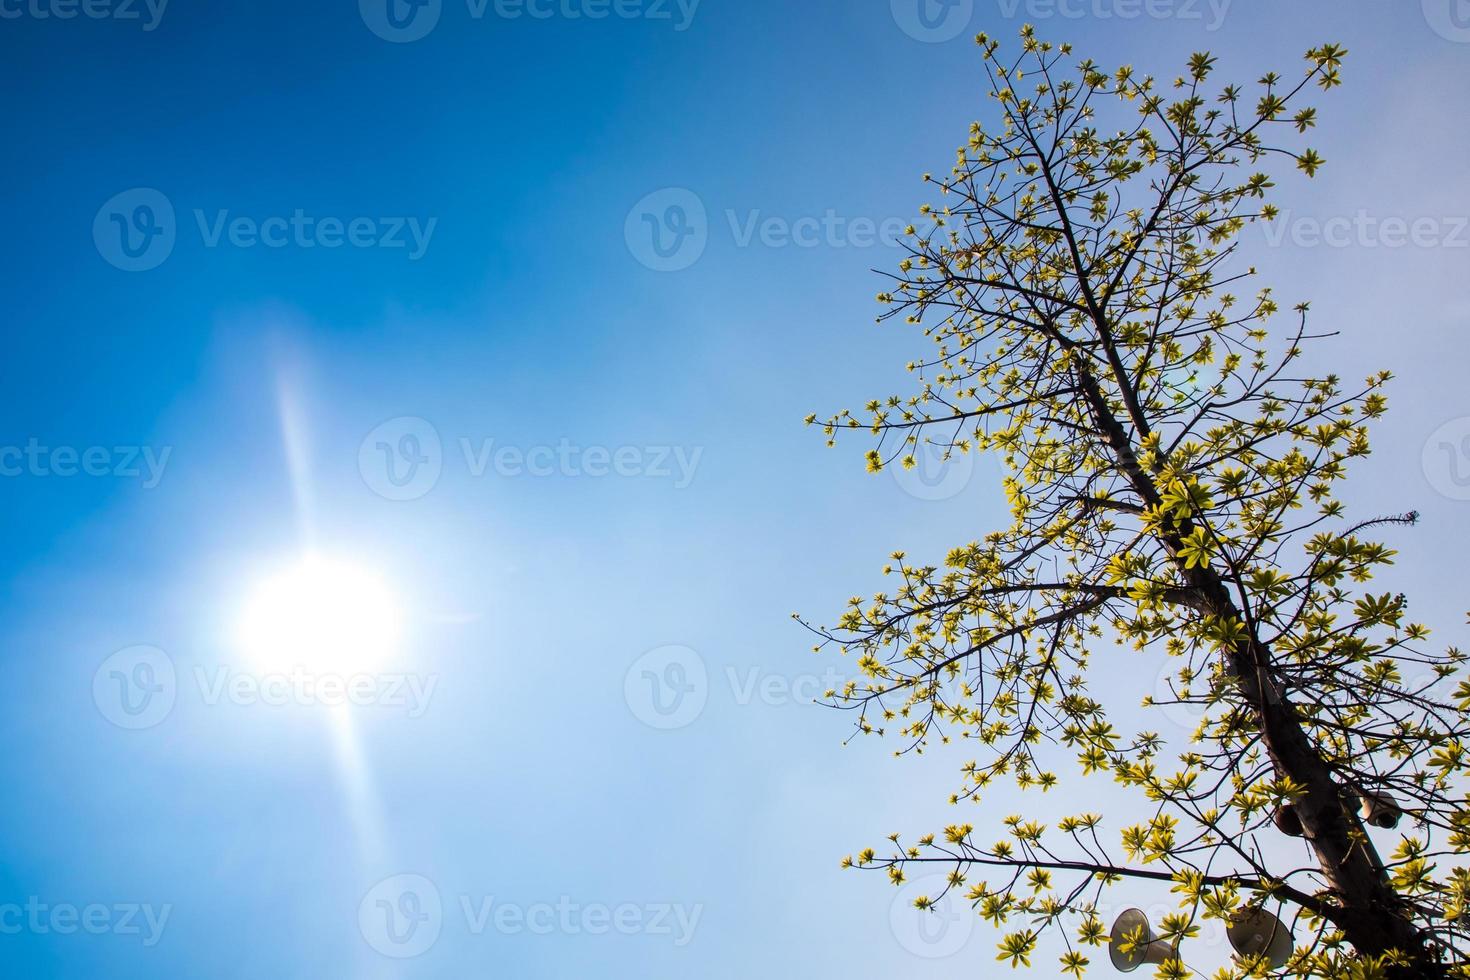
(235, 555, 402, 674)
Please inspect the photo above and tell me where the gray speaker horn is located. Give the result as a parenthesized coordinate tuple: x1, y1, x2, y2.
(1358, 790, 1403, 829)
(1109, 909, 1177, 973)
(1227, 907, 1294, 969)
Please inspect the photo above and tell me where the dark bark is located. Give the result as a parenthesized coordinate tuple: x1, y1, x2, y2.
(1070, 361, 1446, 976)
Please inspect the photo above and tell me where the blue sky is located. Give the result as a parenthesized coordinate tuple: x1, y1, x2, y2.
(1, 1, 1468, 977)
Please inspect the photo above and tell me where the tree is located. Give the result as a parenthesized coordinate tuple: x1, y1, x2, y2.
(802, 28, 1470, 980)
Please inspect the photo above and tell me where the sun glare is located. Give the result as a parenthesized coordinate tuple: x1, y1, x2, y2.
(235, 555, 402, 674)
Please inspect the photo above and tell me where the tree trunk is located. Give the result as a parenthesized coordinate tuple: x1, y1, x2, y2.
(1071, 362, 1445, 975)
